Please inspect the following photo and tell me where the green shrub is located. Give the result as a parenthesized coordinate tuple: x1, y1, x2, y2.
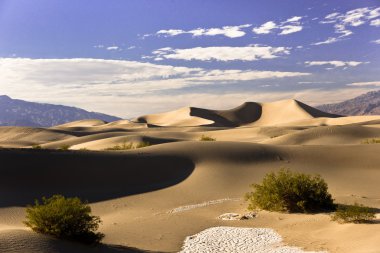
(32, 144, 42, 149)
(58, 144, 71, 150)
(135, 141, 151, 148)
(332, 203, 376, 223)
(199, 135, 216, 141)
(362, 138, 380, 144)
(245, 169, 335, 213)
(24, 195, 104, 244)
(104, 141, 133, 151)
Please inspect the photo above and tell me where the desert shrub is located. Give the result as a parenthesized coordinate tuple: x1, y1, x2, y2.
(362, 138, 380, 144)
(332, 203, 376, 223)
(104, 141, 133, 150)
(199, 135, 216, 141)
(24, 195, 104, 244)
(32, 144, 42, 149)
(79, 147, 88, 151)
(58, 144, 71, 150)
(245, 169, 335, 213)
(135, 141, 151, 148)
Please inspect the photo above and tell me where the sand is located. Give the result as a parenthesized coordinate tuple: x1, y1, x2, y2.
(0, 99, 379, 253)
(179, 227, 327, 253)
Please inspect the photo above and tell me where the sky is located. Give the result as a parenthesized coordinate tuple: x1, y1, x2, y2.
(0, 0, 379, 118)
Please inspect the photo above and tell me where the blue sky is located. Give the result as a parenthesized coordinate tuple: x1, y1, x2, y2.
(0, 0, 379, 117)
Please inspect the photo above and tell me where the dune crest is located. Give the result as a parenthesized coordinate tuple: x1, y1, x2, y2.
(133, 100, 338, 127)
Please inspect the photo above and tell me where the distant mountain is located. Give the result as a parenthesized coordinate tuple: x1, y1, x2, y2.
(0, 95, 121, 127)
(316, 90, 380, 116)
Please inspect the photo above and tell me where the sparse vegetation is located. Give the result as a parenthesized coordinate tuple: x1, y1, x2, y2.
(332, 203, 376, 223)
(245, 169, 335, 213)
(32, 144, 42, 149)
(135, 141, 151, 148)
(79, 147, 89, 151)
(58, 144, 71, 150)
(24, 195, 104, 244)
(362, 138, 380, 144)
(199, 135, 216, 141)
(104, 141, 151, 150)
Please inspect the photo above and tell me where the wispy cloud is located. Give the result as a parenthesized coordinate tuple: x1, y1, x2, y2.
(0, 57, 309, 98)
(153, 24, 252, 38)
(151, 45, 291, 62)
(372, 39, 380, 44)
(305, 61, 367, 68)
(311, 37, 342, 45)
(370, 19, 380, 27)
(297, 81, 335, 84)
(106, 46, 120, 51)
(347, 81, 380, 87)
(315, 7, 380, 45)
(252, 16, 303, 35)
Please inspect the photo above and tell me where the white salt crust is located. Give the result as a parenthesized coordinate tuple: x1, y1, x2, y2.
(179, 227, 327, 253)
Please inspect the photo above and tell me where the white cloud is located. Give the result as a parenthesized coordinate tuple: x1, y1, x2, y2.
(305, 61, 367, 68)
(370, 19, 380, 27)
(155, 24, 251, 38)
(0, 58, 310, 116)
(252, 16, 303, 35)
(347, 81, 380, 87)
(252, 21, 277, 34)
(320, 7, 380, 40)
(94, 45, 104, 48)
(372, 39, 380, 44)
(297, 81, 335, 84)
(311, 37, 341, 45)
(151, 45, 291, 61)
(106, 46, 119, 51)
(127, 46, 136, 50)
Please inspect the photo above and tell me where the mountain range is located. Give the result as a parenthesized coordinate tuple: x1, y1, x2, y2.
(317, 90, 380, 116)
(0, 95, 121, 127)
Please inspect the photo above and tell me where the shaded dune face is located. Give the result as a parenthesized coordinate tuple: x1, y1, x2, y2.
(0, 149, 194, 207)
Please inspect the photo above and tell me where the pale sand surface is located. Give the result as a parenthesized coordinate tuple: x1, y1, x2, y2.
(179, 227, 327, 253)
(0, 100, 380, 253)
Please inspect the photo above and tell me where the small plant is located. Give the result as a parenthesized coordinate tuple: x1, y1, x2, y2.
(79, 147, 88, 151)
(332, 203, 376, 223)
(199, 135, 216, 141)
(104, 141, 133, 151)
(58, 144, 71, 150)
(362, 138, 380, 144)
(245, 169, 335, 213)
(32, 144, 42, 149)
(24, 195, 104, 244)
(135, 141, 151, 148)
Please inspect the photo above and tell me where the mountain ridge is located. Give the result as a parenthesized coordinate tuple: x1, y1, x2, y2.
(316, 90, 380, 116)
(0, 95, 121, 127)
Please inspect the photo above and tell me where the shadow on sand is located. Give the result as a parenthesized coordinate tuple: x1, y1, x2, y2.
(0, 149, 195, 207)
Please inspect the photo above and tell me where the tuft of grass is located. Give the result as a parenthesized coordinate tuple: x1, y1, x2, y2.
(58, 144, 71, 151)
(199, 135, 216, 141)
(245, 169, 336, 213)
(104, 141, 150, 151)
(362, 138, 380, 144)
(79, 148, 88, 151)
(135, 141, 151, 148)
(331, 203, 376, 223)
(104, 141, 133, 151)
(24, 195, 104, 244)
(32, 144, 42, 149)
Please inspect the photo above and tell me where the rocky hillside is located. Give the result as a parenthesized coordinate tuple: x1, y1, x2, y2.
(0, 95, 121, 127)
(317, 90, 380, 116)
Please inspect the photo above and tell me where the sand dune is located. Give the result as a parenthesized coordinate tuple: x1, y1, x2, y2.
(0, 100, 379, 253)
(134, 100, 338, 127)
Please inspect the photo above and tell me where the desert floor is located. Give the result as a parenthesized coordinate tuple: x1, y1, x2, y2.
(0, 100, 379, 253)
